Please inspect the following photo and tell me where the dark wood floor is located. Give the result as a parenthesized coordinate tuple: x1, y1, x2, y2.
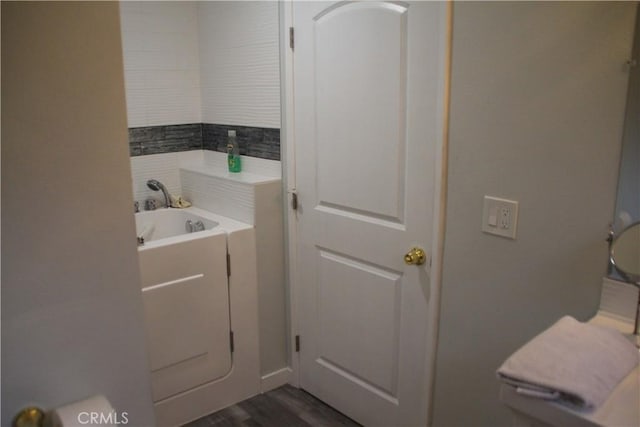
(183, 384, 360, 427)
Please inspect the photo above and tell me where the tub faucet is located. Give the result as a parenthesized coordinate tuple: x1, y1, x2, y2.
(146, 179, 172, 208)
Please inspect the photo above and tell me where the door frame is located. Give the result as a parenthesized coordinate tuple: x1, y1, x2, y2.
(279, 1, 453, 424)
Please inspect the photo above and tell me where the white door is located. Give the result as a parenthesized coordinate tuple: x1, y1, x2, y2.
(293, 1, 447, 426)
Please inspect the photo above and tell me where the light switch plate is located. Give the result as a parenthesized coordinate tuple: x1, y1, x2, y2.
(482, 196, 519, 239)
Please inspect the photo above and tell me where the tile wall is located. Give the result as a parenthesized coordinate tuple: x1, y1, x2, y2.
(120, 2, 202, 127)
(129, 123, 280, 161)
(121, 2, 281, 161)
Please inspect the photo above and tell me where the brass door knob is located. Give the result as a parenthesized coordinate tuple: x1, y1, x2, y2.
(404, 247, 426, 265)
(12, 407, 45, 427)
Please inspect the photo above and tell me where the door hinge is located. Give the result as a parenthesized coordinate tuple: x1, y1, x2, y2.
(289, 27, 295, 50)
(291, 191, 298, 211)
(295, 335, 300, 352)
(230, 331, 235, 353)
(226, 252, 231, 277)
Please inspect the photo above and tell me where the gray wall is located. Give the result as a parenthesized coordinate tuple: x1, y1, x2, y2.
(432, 2, 636, 426)
(1, 3, 155, 426)
(615, 6, 640, 226)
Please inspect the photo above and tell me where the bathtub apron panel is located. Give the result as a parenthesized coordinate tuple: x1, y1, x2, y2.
(139, 233, 231, 401)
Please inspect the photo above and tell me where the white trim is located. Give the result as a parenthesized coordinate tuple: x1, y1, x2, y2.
(281, 0, 300, 387)
(261, 367, 294, 393)
(425, 3, 453, 426)
(141, 274, 203, 293)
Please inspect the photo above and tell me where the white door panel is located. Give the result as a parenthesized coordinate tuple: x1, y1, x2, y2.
(317, 249, 402, 395)
(294, 1, 446, 425)
(315, 2, 407, 220)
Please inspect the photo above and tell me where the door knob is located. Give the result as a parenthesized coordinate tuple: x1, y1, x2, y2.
(404, 247, 426, 265)
(12, 407, 45, 427)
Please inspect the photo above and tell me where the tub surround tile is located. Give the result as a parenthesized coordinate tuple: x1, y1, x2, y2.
(130, 151, 203, 204)
(131, 150, 280, 217)
(130, 153, 183, 205)
(130, 123, 280, 161)
(180, 170, 255, 225)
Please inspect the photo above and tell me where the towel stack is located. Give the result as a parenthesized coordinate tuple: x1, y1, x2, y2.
(497, 316, 639, 410)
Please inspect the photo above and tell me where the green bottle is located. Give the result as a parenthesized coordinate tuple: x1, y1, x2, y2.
(227, 130, 241, 173)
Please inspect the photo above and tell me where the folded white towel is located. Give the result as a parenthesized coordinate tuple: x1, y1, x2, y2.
(497, 316, 639, 409)
(170, 195, 192, 208)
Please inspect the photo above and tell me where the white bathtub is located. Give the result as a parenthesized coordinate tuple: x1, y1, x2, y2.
(135, 208, 220, 247)
(135, 207, 257, 408)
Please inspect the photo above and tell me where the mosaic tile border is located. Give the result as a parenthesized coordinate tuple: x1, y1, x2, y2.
(202, 124, 280, 161)
(129, 123, 280, 161)
(129, 123, 202, 156)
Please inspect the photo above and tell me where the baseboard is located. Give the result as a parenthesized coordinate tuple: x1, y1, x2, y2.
(261, 367, 293, 393)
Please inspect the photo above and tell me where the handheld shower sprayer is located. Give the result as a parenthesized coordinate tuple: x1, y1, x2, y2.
(146, 179, 172, 208)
